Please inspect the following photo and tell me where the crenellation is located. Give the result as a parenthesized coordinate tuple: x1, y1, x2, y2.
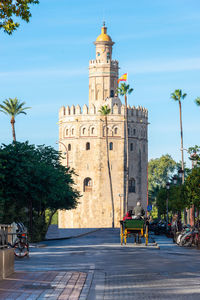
(121, 104, 125, 115)
(76, 104, 81, 115)
(89, 104, 96, 114)
(83, 104, 88, 114)
(112, 103, 119, 114)
(66, 105, 70, 115)
(70, 105, 75, 115)
(62, 103, 148, 119)
(59, 106, 65, 117)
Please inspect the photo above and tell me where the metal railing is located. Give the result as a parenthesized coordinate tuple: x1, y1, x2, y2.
(0, 224, 9, 249)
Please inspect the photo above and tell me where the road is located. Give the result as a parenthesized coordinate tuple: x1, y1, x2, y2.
(14, 228, 200, 299)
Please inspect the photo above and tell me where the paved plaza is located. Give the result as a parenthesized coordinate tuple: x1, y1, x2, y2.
(1, 229, 200, 299)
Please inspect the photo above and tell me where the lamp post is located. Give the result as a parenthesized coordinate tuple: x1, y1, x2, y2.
(56, 141, 69, 167)
(118, 194, 124, 220)
(166, 182, 170, 231)
(176, 168, 185, 223)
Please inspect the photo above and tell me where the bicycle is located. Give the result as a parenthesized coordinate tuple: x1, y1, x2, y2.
(8, 223, 29, 258)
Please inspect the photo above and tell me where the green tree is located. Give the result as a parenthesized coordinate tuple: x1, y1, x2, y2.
(195, 97, 200, 106)
(148, 154, 176, 218)
(188, 145, 200, 166)
(0, 142, 80, 241)
(170, 89, 187, 182)
(0, 0, 39, 35)
(0, 98, 30, 141)
(157, 184, 187, 219)
(184, 167, 200, 211)
(117, 83, 133, 213)
(99, 105, 114, 228)
(148, 154, 176, 193)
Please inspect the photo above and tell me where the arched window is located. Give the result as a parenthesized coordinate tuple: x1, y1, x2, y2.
(130, 143, 133, 151)
(133, 129, 136, 135)
(86, 142, 90, 150)
(114, 127, 118, 135)
(91, 127, 95, 135)
(83, 177, 92, 192)
(129, 178, 136, 193)
(71, 128, 74, 135)
(68, 144, 71, 151)
(66, 129, 68, 136)
(82, 128, 86, 135)
(109, 142, 113, 150)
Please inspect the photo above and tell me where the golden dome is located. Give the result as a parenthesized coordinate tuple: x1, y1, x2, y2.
(96, 23, 112, 42)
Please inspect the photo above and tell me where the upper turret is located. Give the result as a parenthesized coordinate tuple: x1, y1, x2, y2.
(94, 22, 114, 62)
(89, 23, 119, 109)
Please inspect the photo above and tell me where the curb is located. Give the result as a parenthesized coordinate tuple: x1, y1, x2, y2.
(29, 244, 47, 248)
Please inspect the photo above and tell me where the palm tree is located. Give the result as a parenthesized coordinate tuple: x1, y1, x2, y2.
(195, 97, 200, 106)
(117, 83, 133, 214)
(99, 105, 115, 228)
(0, 97, 31, 141)
(170, 89, 187, 183)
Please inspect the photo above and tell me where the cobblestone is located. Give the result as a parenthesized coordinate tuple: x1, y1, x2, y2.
(0, 271, 87, 300)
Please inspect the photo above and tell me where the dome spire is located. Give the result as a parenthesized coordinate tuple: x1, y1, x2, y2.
(96, 22, 112, 42)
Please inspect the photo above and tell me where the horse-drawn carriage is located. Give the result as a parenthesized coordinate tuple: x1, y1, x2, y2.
(120, 219, 148, 245)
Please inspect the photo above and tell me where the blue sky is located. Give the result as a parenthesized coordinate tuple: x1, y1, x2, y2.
(0, 0, 199, 166)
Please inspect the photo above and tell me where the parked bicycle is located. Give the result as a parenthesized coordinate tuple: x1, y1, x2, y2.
(176, 225, 199, 247)
(8, 223, 29, 258)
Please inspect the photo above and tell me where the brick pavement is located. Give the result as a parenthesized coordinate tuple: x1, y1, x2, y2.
(0, 271, 87, 300)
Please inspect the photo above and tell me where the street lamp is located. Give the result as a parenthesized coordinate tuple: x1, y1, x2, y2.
(178, 168, 184, 182)
(166, 182, 170, 231)
(118, 194, 124, 220)
(56, 141, 69, 167)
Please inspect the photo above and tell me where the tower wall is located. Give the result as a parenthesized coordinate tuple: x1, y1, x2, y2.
(58, 104, 148, 228)
(58, 24, 148, 228)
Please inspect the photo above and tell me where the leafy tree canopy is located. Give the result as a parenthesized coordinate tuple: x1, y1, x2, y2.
(0, 0, 39, 34)
(185, 167, 200, 209)
(188, 145, 200, 166)
(148, 154, 176, 193)
(0, 142, 80, 241)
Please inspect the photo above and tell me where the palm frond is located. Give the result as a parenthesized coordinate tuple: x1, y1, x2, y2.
(195, 97, 200, 106)
(0, 97, 31, 117)
(99, 105, 111, 116)
(171, 89, 187, 102)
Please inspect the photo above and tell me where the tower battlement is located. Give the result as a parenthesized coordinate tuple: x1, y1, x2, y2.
(59, 102, 148, 120)
(89, 59, 118, 65)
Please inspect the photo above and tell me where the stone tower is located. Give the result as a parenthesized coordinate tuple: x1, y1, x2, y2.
(89, 22, 118, 108)
(58, 24, 148, 228)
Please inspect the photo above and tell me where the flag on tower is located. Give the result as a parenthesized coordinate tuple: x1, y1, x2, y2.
(117, 73, 127, 83)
